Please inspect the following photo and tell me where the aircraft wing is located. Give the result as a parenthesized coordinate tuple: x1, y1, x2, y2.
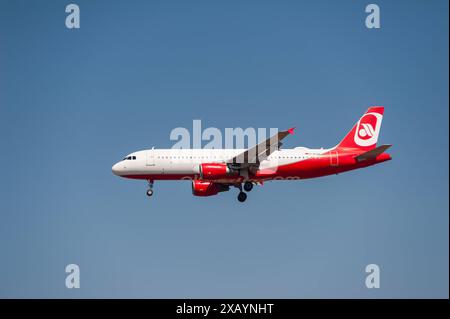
(226, 127, 295, 169)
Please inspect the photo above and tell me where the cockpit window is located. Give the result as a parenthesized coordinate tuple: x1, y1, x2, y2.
(122, 156, 136, 161)
(132, 156, 136, 160)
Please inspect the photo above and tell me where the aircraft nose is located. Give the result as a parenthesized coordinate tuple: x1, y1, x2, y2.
(112, 163, 122, 176)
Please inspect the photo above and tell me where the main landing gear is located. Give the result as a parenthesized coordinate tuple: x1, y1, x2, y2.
(146, 180, 154, 197)
(243, 181, 253, 192)
(237, 192, 247, 202)
(236, 181, 254, 203)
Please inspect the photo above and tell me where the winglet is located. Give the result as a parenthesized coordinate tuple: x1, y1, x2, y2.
(287, 127, 296, 135)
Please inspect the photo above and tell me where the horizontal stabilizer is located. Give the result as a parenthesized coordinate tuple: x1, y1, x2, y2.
(355, 144, 392, 162)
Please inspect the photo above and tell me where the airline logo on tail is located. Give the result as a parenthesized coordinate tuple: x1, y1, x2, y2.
(354, 112, 383, 147)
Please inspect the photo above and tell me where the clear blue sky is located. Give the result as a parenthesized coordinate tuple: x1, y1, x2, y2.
(0, 0, 448, 298)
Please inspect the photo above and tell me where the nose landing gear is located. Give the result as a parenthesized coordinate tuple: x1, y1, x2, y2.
(146, 180, 154, 197)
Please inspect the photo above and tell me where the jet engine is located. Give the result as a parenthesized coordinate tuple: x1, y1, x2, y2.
(191, 180, 230, 197)
(198, 163, 238, 180)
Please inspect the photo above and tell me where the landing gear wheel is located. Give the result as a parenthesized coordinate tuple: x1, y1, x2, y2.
(243, 182, 253, 192)
(146, 180, 154, 197)
(237, 192, 247, 202)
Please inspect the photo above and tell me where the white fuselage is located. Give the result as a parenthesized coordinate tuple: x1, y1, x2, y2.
(112, 147, 328, 178)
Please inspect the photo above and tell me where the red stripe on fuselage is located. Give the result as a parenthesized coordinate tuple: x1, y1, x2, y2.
(256, 151, 390, 180)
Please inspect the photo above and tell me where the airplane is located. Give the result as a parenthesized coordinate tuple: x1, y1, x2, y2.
(112, 107, 392, 202)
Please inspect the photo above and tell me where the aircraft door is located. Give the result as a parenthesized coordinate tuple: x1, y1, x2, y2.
(146, 149, 155, 166)
(330, 150, 339, 166)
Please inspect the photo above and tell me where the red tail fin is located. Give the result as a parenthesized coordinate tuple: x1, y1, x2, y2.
(336, 106, 384, 151)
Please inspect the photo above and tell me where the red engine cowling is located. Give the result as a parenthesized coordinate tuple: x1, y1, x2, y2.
(199, 163, 238, 180)
(192, 180, 230, 197)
